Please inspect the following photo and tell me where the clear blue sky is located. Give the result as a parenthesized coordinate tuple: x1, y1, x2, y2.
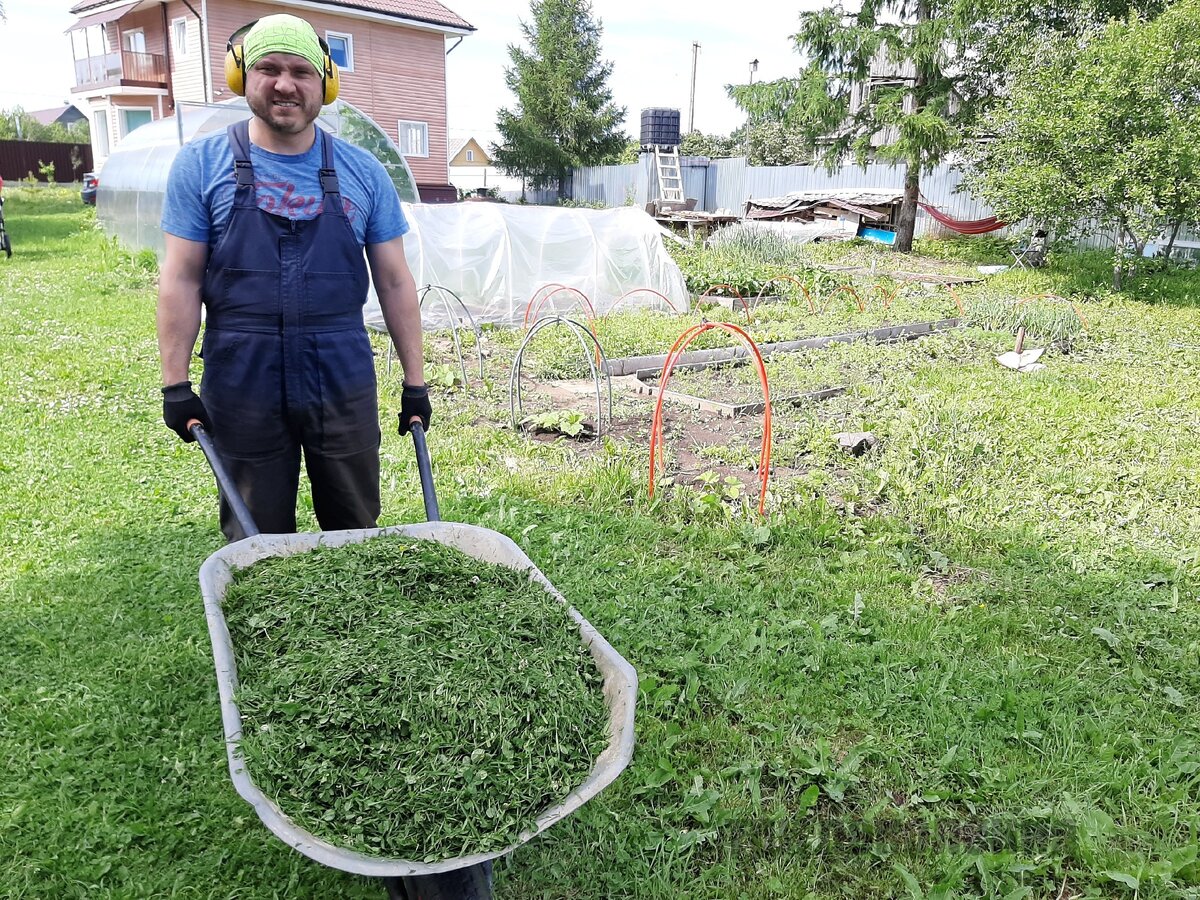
(0, 1, 822, 138)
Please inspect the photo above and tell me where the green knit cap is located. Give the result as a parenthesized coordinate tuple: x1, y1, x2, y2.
(242, 14, 325, 75)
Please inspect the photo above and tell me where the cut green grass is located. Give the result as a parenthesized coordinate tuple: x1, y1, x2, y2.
(226, 537, 608, 861)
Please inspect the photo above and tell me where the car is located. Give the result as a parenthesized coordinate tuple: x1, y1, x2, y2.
(81, 173, 98, 206)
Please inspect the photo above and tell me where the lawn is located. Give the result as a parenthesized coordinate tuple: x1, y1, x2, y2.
(2, 188, 1199, 899)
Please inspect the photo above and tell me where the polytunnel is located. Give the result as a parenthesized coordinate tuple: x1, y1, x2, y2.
(95, 98, 689, 326)
(394, 202, 690, 326)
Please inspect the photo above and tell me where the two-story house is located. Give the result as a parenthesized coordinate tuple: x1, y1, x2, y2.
(66, 0, 474, 200)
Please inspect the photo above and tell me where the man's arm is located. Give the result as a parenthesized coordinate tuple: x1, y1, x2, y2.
(157, 234, 209, 385)
(366, 235, 424, 387)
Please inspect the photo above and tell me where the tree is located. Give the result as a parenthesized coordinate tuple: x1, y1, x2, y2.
(740, 122, 812, 167)
(0, 107, 91, 144)
(679, 131, 739, 159)
(726, 0, 1167, 252)
(964, 1, 1200, 287)
(492, 0, 626, 196)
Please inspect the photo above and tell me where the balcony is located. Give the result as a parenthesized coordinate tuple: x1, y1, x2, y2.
(73, 50, 167, 91)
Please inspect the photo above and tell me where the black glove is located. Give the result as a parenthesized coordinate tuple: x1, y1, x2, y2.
(162, 380, 211, 443)
(398, 383, 432, 436)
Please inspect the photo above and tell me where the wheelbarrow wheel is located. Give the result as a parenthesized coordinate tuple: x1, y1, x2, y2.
(383, 861, 494, 900)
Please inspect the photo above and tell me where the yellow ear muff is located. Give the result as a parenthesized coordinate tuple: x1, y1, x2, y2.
(224, 21, 255, 97)
(317, 37, 339, 104)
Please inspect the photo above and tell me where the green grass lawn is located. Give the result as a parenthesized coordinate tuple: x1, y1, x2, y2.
(2, 189, 1199, 899)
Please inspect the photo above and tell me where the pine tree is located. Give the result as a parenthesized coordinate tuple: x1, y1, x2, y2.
(492, 0, 627, 196)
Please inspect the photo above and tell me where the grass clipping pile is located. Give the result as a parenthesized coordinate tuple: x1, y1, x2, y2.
(223, 537, 610, 861)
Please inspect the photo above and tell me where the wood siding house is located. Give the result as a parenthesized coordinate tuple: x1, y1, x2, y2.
(66, 0, 473, 199)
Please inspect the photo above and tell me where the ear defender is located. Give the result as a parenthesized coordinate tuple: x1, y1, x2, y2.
(224, 21, 254, 97)
(317, 38, 340, 105)
(224, 21, 340, 104)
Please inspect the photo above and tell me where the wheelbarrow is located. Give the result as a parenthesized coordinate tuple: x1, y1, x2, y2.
(189, 419, 638, 899)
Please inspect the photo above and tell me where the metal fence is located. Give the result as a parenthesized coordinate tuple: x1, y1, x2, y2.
(569, 155, 1177, 248)
(571, 155, 1007, 238)
(0, 140, 93, 183)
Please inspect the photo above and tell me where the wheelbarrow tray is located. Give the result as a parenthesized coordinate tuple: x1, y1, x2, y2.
(197, 521, 637, 878)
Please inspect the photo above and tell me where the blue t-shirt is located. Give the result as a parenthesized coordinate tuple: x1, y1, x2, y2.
(161, 125, 409, 250)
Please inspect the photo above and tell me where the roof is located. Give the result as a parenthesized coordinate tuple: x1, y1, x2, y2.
(447, 136, 492, 163)
(333, 0, 473, 30)
(29, 105, 87, 126)
(69, 0, 474, 31)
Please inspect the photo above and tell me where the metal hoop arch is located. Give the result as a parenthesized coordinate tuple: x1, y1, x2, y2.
(523, 285, 598, 329)
(648, 322, 773, 515)
(417, 283, 486, 384)
(605, 287, 684, 316)
(754, 275, 815, 313)
(509, 315, 613, 441)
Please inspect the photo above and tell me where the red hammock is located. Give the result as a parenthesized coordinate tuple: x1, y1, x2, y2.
(918, 202, 1007, 235)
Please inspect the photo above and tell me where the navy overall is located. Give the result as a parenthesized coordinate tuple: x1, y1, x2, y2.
(200, 120, 380, 541)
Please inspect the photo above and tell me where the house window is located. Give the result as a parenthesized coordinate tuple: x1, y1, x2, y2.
(95, 109, 110, 157)
(123, 29, 146, 54)
(171, 18, 189, 58)
(398, 120, 429, 158)
(325, 31, 353, 72)
(465, 149, 474, 162)
(118, 107, 153, 137)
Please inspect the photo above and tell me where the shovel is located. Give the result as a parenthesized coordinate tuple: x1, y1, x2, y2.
(995, 326, 1046, 373)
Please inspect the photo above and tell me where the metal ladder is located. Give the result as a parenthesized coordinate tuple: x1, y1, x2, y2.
(653, 145, 685, 203)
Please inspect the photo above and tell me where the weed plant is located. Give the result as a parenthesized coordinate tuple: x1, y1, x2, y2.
(963, 293, 1087, 344)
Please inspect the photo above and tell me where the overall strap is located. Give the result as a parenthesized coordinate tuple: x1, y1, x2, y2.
(317, 127, 340, 197)
(226, 120, 256, 189)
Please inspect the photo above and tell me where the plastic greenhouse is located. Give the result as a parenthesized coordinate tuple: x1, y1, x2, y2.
(96, 98, 689, 326)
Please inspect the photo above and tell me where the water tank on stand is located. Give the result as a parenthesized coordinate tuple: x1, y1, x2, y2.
(640, 108, 681, 148)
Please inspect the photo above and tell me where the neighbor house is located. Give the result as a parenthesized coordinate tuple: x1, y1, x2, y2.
(446, 133, 524, 199)
(65, 0, 474, 200)
(29, 104, 89, 127)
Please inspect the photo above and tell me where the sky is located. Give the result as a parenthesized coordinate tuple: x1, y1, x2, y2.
(0, 0, 823, 139)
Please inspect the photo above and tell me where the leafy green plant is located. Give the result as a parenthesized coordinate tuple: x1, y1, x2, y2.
(523, 408, 587, 437)
(426, 362, 463, 391)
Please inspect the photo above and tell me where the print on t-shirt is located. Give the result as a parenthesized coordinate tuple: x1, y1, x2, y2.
(254, 178, 358, 224)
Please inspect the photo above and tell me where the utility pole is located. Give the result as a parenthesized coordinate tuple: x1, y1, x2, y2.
(688, 41, 700, 133)
(749, 58, 759, 85)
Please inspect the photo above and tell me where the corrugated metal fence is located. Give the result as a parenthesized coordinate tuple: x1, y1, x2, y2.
(0, 140, 93, 183)
(571, 155, 1011, 238)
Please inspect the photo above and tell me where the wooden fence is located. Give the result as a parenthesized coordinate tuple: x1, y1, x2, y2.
(0, 140, 94, 183)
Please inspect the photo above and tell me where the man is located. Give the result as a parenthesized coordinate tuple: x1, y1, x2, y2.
(157, 13, 429, 541)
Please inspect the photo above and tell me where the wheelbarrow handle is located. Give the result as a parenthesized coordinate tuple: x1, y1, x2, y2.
(189, 420, 261, 538)
(408, 419, 440, 523)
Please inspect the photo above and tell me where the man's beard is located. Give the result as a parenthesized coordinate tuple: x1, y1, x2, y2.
(247, 92, 320, 135)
